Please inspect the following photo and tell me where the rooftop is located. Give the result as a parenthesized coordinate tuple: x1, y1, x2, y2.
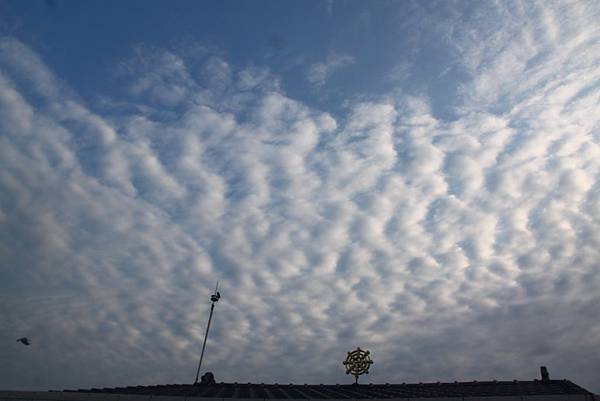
(64, 379, 593, 399)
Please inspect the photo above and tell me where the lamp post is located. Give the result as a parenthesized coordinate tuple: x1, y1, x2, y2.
(194, 283, 221, 384)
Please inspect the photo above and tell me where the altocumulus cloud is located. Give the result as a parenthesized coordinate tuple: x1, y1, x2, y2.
(1, 0, 600, 393)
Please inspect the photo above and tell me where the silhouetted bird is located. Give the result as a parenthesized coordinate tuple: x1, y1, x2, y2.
(16, 337, 30, 346)
(216, 291, 221, 299)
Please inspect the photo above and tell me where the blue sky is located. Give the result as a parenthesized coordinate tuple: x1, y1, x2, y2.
(1, 0, 600, 394)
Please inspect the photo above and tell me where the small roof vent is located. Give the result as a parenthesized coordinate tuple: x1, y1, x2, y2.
(200, 372, 215, 385)
(540, 366, 550, 381)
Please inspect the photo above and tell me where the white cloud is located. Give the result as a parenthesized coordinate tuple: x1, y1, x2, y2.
(307, 53, 355, 87)
(1, 0, 600, 393)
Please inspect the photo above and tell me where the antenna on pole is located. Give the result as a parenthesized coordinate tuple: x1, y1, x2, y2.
(194, 282, 221, 384)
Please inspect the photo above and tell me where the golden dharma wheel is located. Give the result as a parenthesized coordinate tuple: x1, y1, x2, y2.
(342, 347, 373, 383)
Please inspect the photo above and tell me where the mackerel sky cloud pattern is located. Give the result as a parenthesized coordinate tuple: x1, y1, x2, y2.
(1, 0, 600, 393)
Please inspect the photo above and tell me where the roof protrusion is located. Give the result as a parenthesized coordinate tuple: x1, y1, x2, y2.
(200, 372, 215, 385)
(540, 366, 550, 381)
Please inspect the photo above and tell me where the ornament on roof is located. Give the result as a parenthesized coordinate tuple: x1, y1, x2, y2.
(342, 347, 373, 384)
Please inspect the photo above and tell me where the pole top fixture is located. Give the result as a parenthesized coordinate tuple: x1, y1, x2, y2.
(210, 282, 221, 303)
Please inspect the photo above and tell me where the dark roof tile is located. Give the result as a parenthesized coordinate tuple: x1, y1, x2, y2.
(65, 379, 593, 399)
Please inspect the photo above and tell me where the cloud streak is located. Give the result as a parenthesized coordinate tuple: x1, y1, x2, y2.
(307, 53, 355, 87)
(1, 0, 600, 394)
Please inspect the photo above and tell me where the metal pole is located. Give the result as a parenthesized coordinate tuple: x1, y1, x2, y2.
(194, 301, 215, 384)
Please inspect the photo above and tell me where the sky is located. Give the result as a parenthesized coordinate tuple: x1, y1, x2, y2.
(1, 0, 600, 394)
